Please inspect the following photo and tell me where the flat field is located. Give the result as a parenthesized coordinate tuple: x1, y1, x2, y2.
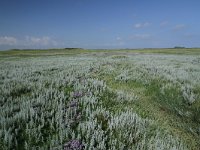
(0, 48, 200, 149)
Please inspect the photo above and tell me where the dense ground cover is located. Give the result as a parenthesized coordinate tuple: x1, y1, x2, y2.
(0, 49, 200, 149)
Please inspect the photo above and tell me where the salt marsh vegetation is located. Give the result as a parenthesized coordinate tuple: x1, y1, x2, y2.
(0, 49, 200, 149)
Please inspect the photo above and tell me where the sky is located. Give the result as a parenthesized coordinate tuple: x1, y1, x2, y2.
(0, 0, 200, 50)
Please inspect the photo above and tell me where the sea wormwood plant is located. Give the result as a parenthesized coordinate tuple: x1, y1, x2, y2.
(1, 54, 199, 149)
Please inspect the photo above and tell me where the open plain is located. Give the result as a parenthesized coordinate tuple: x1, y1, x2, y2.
(0, 48, 200, 149)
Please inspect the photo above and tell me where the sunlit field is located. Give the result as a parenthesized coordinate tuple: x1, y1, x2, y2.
(0, 48, 200, 149)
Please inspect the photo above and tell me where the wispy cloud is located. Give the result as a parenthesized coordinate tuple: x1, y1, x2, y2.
(173, 24, 186, 31)
(0, 36, 58, 48)
(116, 36, 122, 41)
(115, 36, 125, 46)
(134, 22, 151, 28)
(0, 36, 17, 45)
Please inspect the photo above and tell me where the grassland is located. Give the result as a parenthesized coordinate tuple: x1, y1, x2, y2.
(0, 48, 200, 149)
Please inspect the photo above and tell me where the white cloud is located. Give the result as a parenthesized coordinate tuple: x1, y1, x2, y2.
(0, 36, 59, 48)
(0, 36, 17, 45)
(173, 24, 186, 31)
(134, 23, 142, 28)
(116, 37, 122, 41)
(134, 22, 151, 28)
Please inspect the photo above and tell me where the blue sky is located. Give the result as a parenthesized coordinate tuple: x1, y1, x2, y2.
(0, 0, 200, 50)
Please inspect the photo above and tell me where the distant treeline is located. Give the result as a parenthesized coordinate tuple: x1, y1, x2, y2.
(174, 46, 186, 49)
(64, 48, 84, 50)
(8, 48, 84, 51)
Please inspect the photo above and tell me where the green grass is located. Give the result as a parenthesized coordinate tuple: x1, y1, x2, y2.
(115, 48, 200, 55)
(0, 48, 89, 57)
(1, 48, 200, 58)
(91, 61, 200, 149)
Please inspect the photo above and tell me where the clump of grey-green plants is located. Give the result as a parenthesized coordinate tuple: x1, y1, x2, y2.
(1, 53, 199, 149)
